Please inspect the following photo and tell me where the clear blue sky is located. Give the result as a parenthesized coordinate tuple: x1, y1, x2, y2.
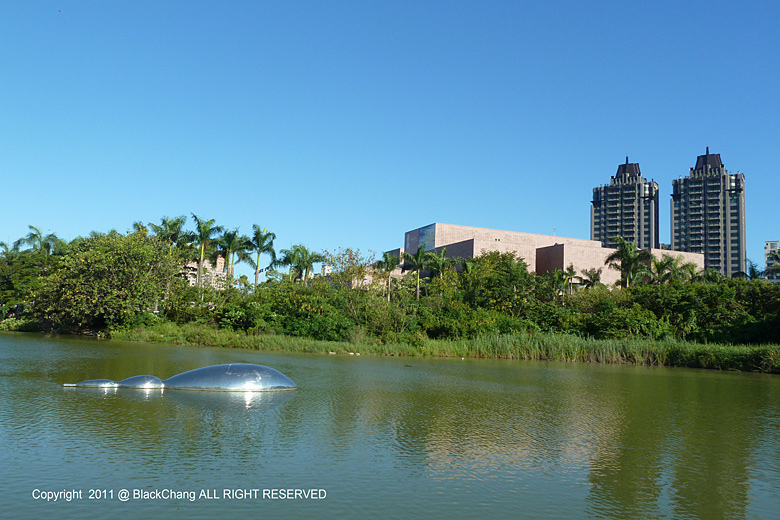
(2, 1, 778, 276)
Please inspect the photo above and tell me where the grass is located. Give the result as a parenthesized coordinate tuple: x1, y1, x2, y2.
(108, 322, 780, 374)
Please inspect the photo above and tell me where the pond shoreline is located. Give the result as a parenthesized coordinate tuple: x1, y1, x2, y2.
(92, 323, 780, 374)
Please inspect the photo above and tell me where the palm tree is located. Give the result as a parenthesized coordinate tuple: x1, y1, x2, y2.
(131, 221, 148, 234)
(577, 267, 603, 289)
(551, 269, 568, 299)
(214, 228, 252, 279)
(733, 259, 763, 280)
(604, 237, 652, 288)
(293, 244, 326, 282)
(695, 268, 726, 284)
(149, 215, 193, 248)
(276, 247, 301, 282)
(564, 263, 577, 294)
(425, 248, 453, 279)
(0, 241, 14, 258)
(248, 225, 276, 286)
(402, 247, 428, 300)
(13, 225, 63, 256)
(374, 251, 401, 301)
(191, 214, 224, 287)
(766, 251, 780, 278)
(276, 245, 325, 282)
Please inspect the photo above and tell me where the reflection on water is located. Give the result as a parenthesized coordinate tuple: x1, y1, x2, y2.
(1, 333, 780, 519)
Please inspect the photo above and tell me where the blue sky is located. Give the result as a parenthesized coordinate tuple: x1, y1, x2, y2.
(2, 1, 778, 277)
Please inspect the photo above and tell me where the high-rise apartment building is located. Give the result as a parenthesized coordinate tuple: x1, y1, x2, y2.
(671, 148, 746, 277)
(766, 241, 779, 283)
(591, 157, 659, 249)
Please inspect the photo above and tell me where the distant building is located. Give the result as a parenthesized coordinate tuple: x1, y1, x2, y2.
(390, 223, 702, 286)
(591, 157, 660, 249)
(183, 256, 226, 290)
(766, 241, 780, 283)
(671, 148, 746, 277)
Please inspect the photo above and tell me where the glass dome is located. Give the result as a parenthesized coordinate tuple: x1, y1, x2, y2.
(64, 364, 296, 392)
(164, 364, 297, 392)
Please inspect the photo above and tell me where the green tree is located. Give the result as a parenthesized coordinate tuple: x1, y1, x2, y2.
(604, 237, 652, 288)
(639, 254, 689, 284)
(131, 221, 149, 235)
(13, 225, 64, 256)
(149, 215, 193, 248)
(214, 228, 251, 280)
(325, 248, 375, 288)
(732, 259, 764, 280)
(191, 214, 224, 287)
(691, 268, 722, 284)
(248, 225, 276, 286)
(293, 244, 326, 282)
(425, 248, 454, 279)
(564, 263, 577, 295)
(577, 267, 603, 289)
(402, 247, 429, 300)
(33, 233, 183, 331)
(277, 244, 325, 282)
(766, 251, 780, 278)
(374, 251, 401, 301)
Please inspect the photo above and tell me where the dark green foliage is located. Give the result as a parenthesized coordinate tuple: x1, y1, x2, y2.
(32, 232, 183, 331)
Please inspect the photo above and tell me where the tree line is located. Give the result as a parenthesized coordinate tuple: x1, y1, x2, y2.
(1, 221, 779, 346)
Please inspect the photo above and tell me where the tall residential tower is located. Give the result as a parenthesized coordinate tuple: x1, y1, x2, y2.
(591, 157, 660, 249)
(671, 148, 745, 277)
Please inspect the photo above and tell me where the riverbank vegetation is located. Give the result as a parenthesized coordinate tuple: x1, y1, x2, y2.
(2, 218, 779, 372)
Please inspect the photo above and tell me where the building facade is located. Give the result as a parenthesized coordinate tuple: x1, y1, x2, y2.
(671, 148, 746, 277)
(392, 223, 702, 287)
(766, 241, 780, 283)
(591, 157, 660, 249)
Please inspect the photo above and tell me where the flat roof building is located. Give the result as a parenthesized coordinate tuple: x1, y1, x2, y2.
(391, 223, 702, 287)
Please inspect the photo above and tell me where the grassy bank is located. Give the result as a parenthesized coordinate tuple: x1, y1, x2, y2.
(109, 322, 780, 374)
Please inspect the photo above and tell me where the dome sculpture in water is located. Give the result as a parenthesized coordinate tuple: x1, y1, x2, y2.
(63, 363, 297, 392)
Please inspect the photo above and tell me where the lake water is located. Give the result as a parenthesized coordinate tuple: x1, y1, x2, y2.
(1, 333, 779, 519)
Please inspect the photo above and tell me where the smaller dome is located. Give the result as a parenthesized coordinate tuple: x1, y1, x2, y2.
(63, 379, 118, 388)
(117, 375, 165, 389)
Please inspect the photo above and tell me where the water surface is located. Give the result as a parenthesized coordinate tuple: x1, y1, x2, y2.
(1, 333, 779, 518)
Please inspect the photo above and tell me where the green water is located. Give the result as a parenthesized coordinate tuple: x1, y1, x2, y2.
(1, 333, 779, 519)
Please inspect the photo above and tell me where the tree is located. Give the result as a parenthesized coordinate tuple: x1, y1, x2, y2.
(0, 242, 14, 258)
(248, 225, 276, 286)
(374, 251, 401, 301)
(13, 225, 64, 256)
(214, 228, 251, 280)
(149, 215, 193, 248)
(695, 268, 726, 284)
(604, 237, 652, 288)
(191, 214, 224, 287)
(564, 263, 577, 295)
(425, 248, 454, 279)
(276, 247, 301, 282)
(402, 247, 429, 300)
(577, 267, 603, 289)
(131, 221, 149, 235)
(325, 248, 375, 288)
(293, 244, 325, 282)
(732, 259, 763, 280)
(33, 233, 183, 331)
(766, 251, 780, 278)
(277, 245, 325, 282)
